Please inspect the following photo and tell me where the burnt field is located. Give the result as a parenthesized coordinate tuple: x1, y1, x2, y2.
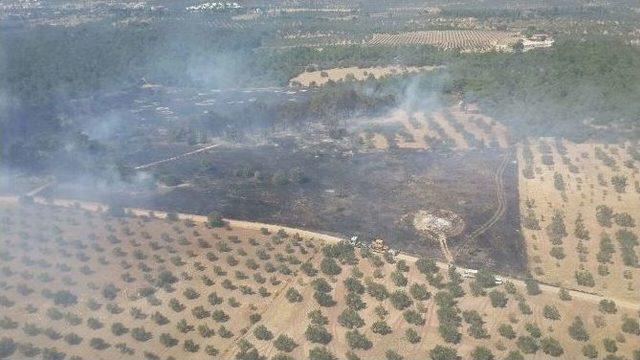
(47, 142, 524, 274)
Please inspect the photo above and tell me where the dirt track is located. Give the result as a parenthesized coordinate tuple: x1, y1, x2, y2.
(1, 194, 638, 311)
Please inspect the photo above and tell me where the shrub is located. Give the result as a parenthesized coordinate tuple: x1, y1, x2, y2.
(621, 316, 640, 335)
(540, 337, 563, 357)
(17, 342, 40, 357)
(253, 325, 273, 341)
(207, 211, 225, 227)
(390, 290, 413, 310)
(308, 310, 329, 326)
(429, 345, 459, 360)
(212, 310, 229, 322)
(111, 322, 129, 336)
(89, 338, 110, 350)
(312, 278, 333, 293)
(582, 344, 598, 359)
(314, 292, 336, 307)
(320, 257, 342, 276)
(366, 281, 389, 301)
(504, 351, 524, 360)
(524, 323, 541, 338)
(372, 320, 392, 335)
(184, 339, 200, 353)
(543, 305, 561, 320)
(273, 334, 297, 352)
(471, 346, 494, 360)
(308, 347, 337, 360)
(53, 290, 77, 307)
(603, 338, 617, 353)
(568, 317, 589, 341)
(575, 270, 595, 287)
(524, 274, 541, 295)
(599, 299, 617, 314)
(516, 336, 538, 354)
(409, 283, 430, 301)
(403, 309, 425, 325)
(305, 325, 332, 345)
(345, 292, 366, 311)
(0, 337, 18, 358)
(406, 328, 421, 343)
(345, 330, 372, 350)
(488, 290, 508, 308)
(498, 324, 516, 339)
(338, 309, 364, 329)
(131, 327, 152, 342)
(285, 288, 303, 303)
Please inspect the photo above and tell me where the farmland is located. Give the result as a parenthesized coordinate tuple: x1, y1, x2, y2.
(356, 106, 510, 152)
(366, 30, 521, 52)
(1, 200, 639, 359)
(519, 139, 640, 303)
(288, 66, 438, 87)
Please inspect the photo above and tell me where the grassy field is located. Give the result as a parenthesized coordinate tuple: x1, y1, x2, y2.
(1, 201, 638, 359)
(518, 139, 640, 303)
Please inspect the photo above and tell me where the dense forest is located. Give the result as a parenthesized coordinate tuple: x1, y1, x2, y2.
(1, 15, 639, 174)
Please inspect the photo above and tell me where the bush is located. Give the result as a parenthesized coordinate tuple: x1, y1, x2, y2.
(429, 345, 459, 360)
(524, 274, 541, 295)
(409, 283, 430, 301)
(516, 336, 538, 354)
(366, 281, 389, 301)
(207, 211, 225, 227)
(160, 333, 178, 348)
(540, 337, 563, 357)
(308, 347, 337, 360)
(406, 328, 421, 343)
(320, 257, 342, 276)
(345, 292, 366, 311)
(524, 323, 542, 338)
(471, 346, 494, 360)
(305, 325, 332, 345)
(131, 327, 152, 342)
(0, 337, 17, 358)
(111, 322, 129, 336)
(543, 305, 561, 320)
(314, 292, 336, 307)
(253, 325, 273, 341)
(371, 320, 392, 335)
(568, 317, 589, 341)
(273, 334, 297, 352)
(338, 309, 364, 329)
(390, 290, 413, 310)
(89, 338, 110, 350)
(599, 299, 617, 314)
(184, 339, 199, 353)
(285, 288, 303, 303)
(575, 270, 595, 287)
(312, 278, 333, 293)
(308, 310, 329, 326)
(345, 330, 372, 350)
(498, 324, 516, 339)
(621, 316, 640, 335)
(211, 310, 229, 323)
(53, 290, 77, 307)
(488, 290, 508, 308)
(504, 351, 524, 360)
(603, 338, 617, 353)
(403, 309, 425, 325)
(343, 277, 365, 294)
(582, 344, 598, 359)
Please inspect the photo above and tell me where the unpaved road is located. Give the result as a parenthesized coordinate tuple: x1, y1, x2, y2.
(1, 194, 638, 311)
(134, 143, 220, 170)
(468, 149, 511, 239)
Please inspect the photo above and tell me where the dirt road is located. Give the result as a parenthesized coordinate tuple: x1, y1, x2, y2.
(134, 143, 220, 170)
